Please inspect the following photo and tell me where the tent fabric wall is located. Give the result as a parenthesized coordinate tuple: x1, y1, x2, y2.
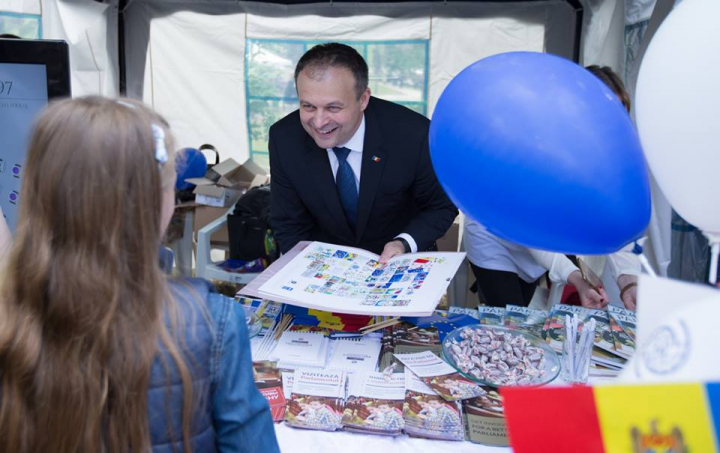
(0, 0, 119, 97)
(125, 0, 555, 164)
(0, 0, 40, 15)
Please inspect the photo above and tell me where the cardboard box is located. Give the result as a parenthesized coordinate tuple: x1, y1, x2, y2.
(193, 205, 230, 244)
(187, 158, 269, 208)
(186, 158, 268, 189)
(194, 185, 242, 208)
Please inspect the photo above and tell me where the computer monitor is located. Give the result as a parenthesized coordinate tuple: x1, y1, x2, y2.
(0, 38, 70, 231)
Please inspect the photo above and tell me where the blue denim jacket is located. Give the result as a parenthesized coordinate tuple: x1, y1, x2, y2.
(148, 279, 280, 453)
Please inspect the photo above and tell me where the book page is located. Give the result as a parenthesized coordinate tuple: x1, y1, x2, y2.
(258, 241, 465, 316)
(326, 337, 382, 373)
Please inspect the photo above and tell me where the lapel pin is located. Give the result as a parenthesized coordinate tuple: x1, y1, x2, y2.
(372, 156, 381, 163)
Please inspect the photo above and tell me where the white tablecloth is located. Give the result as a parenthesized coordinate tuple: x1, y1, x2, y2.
(274, 423, 512, 453)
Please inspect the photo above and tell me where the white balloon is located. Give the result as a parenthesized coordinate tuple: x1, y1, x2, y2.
(636, 0, 720, 235)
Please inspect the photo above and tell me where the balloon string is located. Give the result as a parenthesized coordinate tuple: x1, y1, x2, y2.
(709, 242, 720, 286)
(632, 242, 657, 278)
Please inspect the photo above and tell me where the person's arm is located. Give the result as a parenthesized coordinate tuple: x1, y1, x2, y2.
(607, 251, 641, 310)
(211, 294, 279, 453)
(566, 270, 609, 309)
(268, 126, 315, 253)
(527, 250, 576, 284)
(528, 250, 608, 308)
(379, 133, 458, 261)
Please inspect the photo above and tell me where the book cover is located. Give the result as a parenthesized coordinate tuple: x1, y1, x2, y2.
(583, 308, 628, 369)
(478, 306, 505, 326)
(252, 361, 286, 422)
(504, 305, 547, 338)
(341, 372, 405, 436)
(256, 241, 466, 316)
(449, 306, 480, 320)
(608, 307, 636, 359)
(589, 362, 621, 377)
(462, 388, 509, 447)
(284, 369, 346, 431)
(377, 322, 441, 372)
(590, 347, 626, 370)
(543, 304, 591, 353)
(392, 323, 442, 372)
(608, 305, 637, 342)
(403, 369, 464, 441)
(584, 308, 617, 354)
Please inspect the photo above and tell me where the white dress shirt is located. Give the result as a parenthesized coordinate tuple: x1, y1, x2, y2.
(326, 116, 417, 253)
(464, 217, 642, 284)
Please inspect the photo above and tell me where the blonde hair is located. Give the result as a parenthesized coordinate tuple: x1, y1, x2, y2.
(0, 96, 194, 452)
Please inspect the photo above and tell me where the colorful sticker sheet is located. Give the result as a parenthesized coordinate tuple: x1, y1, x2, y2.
(258, 242, 465, 316)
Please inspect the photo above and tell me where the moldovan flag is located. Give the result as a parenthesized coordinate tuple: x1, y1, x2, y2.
(502, 382, 720, 453)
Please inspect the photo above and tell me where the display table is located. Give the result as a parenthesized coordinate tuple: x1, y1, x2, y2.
(274, 422, 511, 452)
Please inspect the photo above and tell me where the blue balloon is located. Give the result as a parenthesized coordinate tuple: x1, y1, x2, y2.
(175, 147, 207, 190)
(430, 52, 651, 254)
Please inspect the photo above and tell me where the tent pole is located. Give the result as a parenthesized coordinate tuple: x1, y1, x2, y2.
(566, 0, 583, 63)
(119, 0, 128, 95)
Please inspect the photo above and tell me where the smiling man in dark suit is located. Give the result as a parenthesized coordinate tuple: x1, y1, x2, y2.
(269, 43, 457, 262)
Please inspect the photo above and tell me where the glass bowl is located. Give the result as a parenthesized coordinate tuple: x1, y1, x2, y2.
(242, 305, 263, 339)
(441, 324, 560, 387)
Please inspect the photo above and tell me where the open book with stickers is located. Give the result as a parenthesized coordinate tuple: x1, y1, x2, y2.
(254, 241, 465, 316)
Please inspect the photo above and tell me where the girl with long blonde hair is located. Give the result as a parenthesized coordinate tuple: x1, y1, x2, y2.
(0, 96, 278, 453)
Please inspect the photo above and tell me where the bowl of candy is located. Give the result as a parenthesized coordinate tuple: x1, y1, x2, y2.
(442, 325, 560, 387)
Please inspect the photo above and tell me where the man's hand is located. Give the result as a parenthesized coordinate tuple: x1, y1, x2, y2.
(617, 274, 638, 311)
(379, 240, 406, 263)
(567, 270, 609, 309)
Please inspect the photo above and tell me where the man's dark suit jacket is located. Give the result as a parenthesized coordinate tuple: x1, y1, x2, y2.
(269, 96, 458, 255)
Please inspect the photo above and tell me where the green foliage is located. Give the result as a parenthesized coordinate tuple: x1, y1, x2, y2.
(0, 13, 41, 39)
(246, 39, 429, 167)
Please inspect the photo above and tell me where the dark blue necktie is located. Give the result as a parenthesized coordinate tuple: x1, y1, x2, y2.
(333, 146, 358, 229)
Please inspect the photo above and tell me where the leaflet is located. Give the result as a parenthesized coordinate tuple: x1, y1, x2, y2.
(342, 372, 406, 435)
(403, 369, 465, 441)
(285, 369, 347, 431)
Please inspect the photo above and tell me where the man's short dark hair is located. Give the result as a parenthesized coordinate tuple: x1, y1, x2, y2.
(294, 43, 369, 99)
(0, 34, 21, 39)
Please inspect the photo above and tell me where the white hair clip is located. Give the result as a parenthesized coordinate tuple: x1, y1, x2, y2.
(151, 123, 168, 165)
(116, 100, 136, 109)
